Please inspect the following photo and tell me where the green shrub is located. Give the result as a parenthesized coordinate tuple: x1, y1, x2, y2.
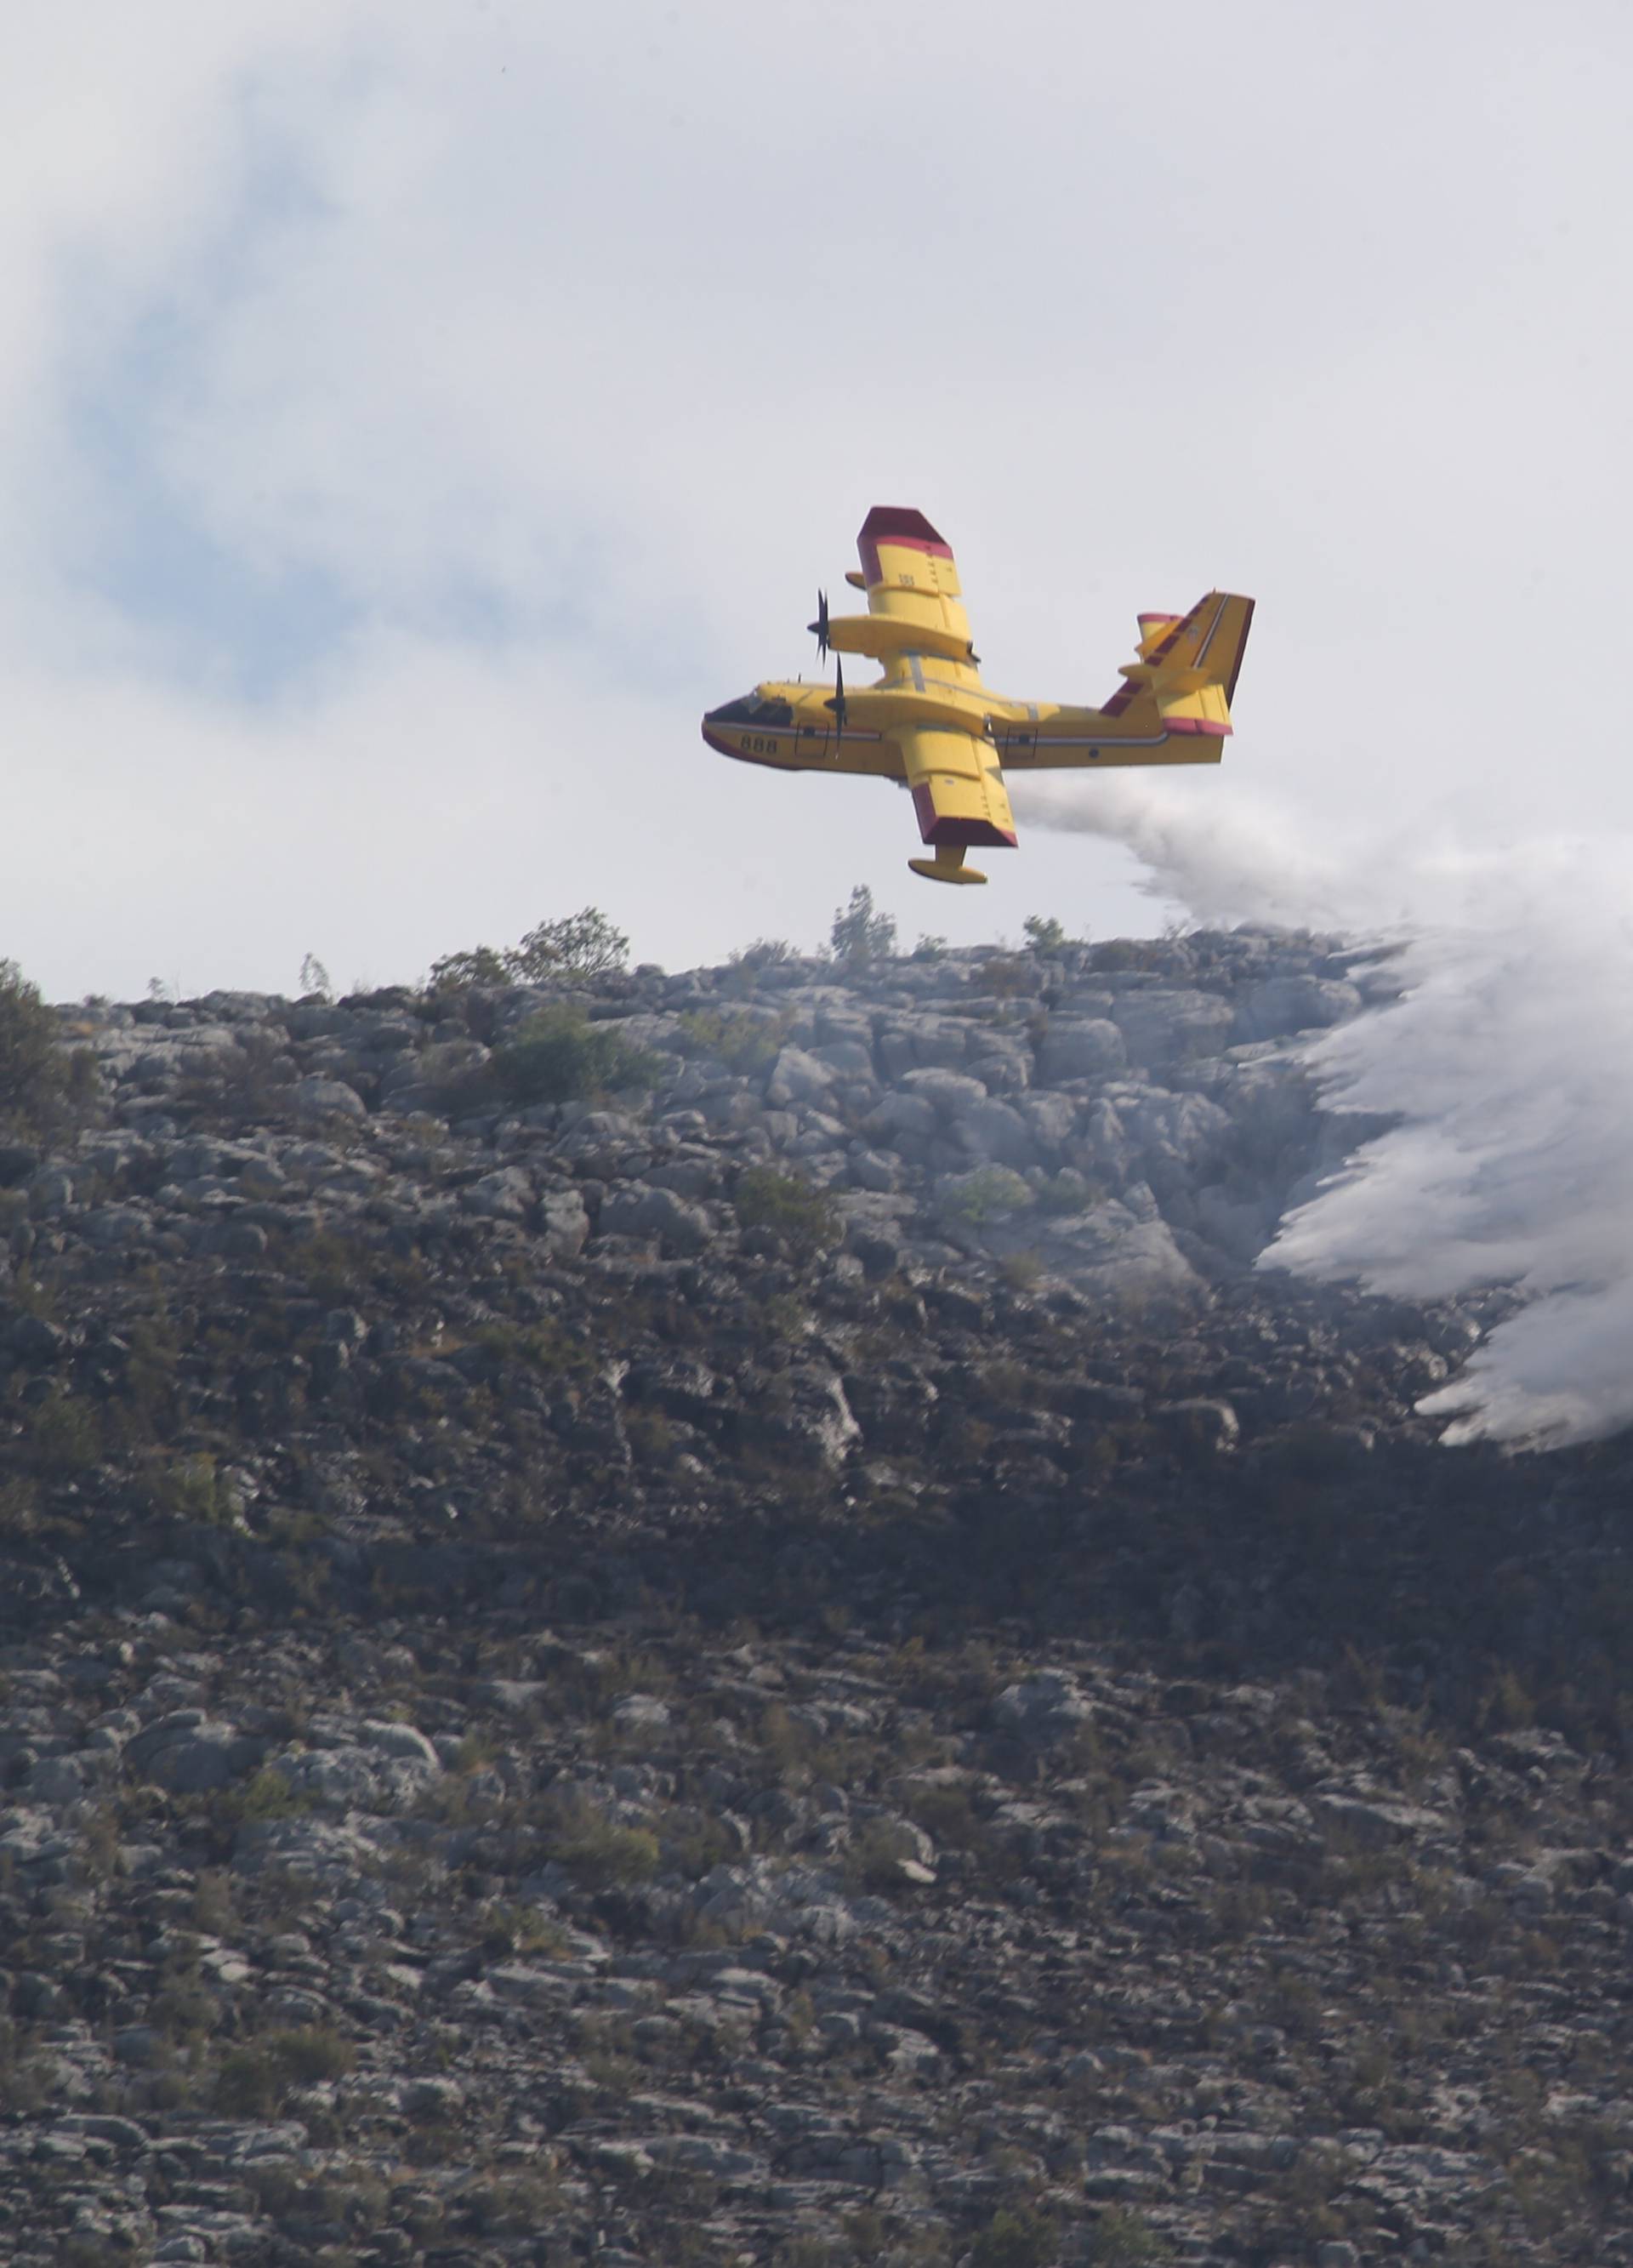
(1021, 915, 1067, 951)
(680, 1007, 788, 1073)
(430, 906, 630, 991)
(147, 1450, 238, 1525)
(734, 1166, 839, 1262)
(213, 2026, 355, 2114)
(549, 1802, 660, 1890)
(970, 2208, 1055, 2268)
(429, 944, 511, 989)
(1088, 2208, 1165, 2265)
(26, 1391, 102, 1476)
(459, 1005, 659, 1108)
(0, 961, 97, 1134)
(227, 1768, 314, 1824)
(940, 1166, 1034, 1227)
(970, 954, 1032, 998)
(998, 1250, 1044, 1291)
(728, 937, 794, 971)
(470, 1317, 597, 1380)
(509, 908, 629, 979)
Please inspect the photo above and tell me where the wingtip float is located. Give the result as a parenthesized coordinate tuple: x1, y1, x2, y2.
(702, 506, 1254, 885)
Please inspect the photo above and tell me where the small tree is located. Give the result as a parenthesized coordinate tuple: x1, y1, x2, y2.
(735, 1166, 839, 1262)
(728, 936, 794, 972)
(0, 961, 97, 1135)
(429, 944, 512, 991)
(829, 886, 896, 965)
(298, 954, 333, 1001)
(430, 908, 630, 992)
(1022, 915, 1067, 952)
(509, 908, 629, 980)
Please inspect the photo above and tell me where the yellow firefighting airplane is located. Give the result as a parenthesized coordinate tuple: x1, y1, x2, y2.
(702, 507, 1254, 885)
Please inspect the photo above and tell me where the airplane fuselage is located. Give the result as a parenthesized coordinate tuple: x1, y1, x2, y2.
(701, 675, 1217, 780)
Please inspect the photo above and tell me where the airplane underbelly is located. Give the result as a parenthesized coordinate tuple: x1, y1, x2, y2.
(702, 723, 896, 777)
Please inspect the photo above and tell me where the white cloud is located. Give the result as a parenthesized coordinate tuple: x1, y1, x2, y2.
(0, 0, 1627, 996)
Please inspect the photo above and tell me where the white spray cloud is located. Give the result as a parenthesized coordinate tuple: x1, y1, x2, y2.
(1015, 773, 1633, 1448)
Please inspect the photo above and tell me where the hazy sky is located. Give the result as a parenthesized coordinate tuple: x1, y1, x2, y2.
(3, 1, 1630, 998)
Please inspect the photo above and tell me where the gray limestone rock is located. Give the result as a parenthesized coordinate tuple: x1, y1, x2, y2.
(125, 1713, 264, 1794)
(863, 1090, 939, 1147)
(291, 1074, 367, 1121)
(998, 1194, 1207, 1312)
(897, 1066, 991, 1116)
(1233, 972, 1363, 1042)
(766, 1046, 838, 1107)
(1153, 1398, 1241, 1454)
(876, 1015, 970, 1078)
(993, 1670, 1094, 1749)
(26, 1756, 86, 1806)
(356, 1719, 441, 1769)
(539, 1186, 591, 1257)
(1037, 1017, 1127, 1083)
(953, 1097, 1038, 1170)
(600, 1182, 713, 1254)
(459, 1165, 534, 1219)
(1112, 989, 1238, 1066)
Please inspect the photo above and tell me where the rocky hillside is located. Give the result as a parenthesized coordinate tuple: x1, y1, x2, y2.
(1, 930, 1630, 2268)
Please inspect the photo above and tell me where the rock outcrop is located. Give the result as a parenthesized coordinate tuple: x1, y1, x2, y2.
(0, 929, 1627, 2266)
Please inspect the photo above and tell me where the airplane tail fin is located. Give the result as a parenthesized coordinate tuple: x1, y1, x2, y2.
(1104, 592, 1255, 738)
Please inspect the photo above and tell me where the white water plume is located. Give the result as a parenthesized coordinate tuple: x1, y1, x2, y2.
(1015, 774, 1633, 1446)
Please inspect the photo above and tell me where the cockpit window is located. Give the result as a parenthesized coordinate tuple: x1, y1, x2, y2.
(706, 692, 794, 727)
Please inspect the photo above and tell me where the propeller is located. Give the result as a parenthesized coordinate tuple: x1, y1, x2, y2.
(827, 652, 847, 744)
(811, 590, 848, 740)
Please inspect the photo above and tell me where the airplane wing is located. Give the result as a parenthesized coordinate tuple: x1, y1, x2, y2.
(856, 508, 976, 675)
(892, 723, 1016, 853)
(852, 509, 1014, 880)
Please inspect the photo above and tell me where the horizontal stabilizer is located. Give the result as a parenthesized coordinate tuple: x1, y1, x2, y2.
(1101, 591, 1254, 730)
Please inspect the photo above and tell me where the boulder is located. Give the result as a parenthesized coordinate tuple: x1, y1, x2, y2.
(125, 1714, 263, 1794)
(539, 1187, 591, 1258)
(898, 1066, 990, 1116)
(877, 1016, 970, 1078)
(459, 1165, 534, 1219)
(1232, 973, 1363, 1042)
(993, 1671, 1094, 1750)
(1037, 1017, 1126, 1083)
(953, 1097, 1038, 1170)
(1111, 990, 1238, 1067)
(600, 1182, 713, 1255)
(1021, 1196, 1208, 1314)
(766, 1046, 836, 1108)
(1153, 1398, 1240, 1455)
(291, 1075, 367, 1121)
